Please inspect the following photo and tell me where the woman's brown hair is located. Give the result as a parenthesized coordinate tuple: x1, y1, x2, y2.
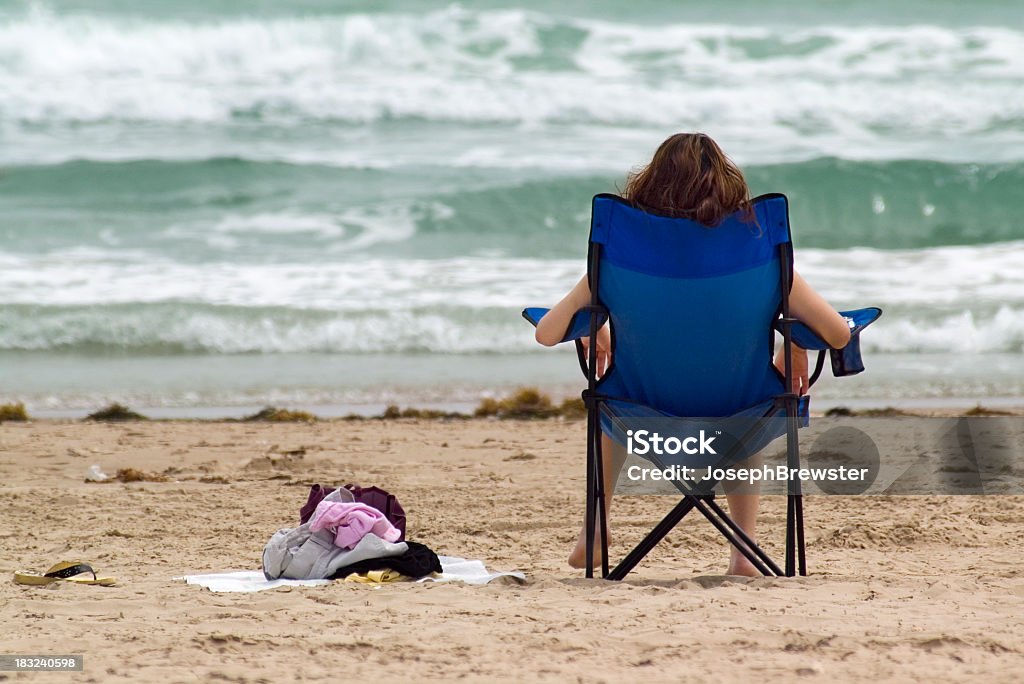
(622, 133, 752, 227)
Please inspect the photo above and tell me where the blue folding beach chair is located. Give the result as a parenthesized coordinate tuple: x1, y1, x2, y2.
(524, 193, 881, 579)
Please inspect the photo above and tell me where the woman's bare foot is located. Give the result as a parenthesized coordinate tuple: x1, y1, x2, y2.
(726, 547, 762, 577)
(568, 525, 610, 569)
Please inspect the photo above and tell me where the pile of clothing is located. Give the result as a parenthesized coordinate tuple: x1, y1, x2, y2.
(262, 484, 442, 582)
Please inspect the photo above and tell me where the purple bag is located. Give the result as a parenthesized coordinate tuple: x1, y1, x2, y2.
(299, 483, 407, 541)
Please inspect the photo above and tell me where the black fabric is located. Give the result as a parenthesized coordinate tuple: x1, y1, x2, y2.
(328, 541, 442, 580)
(45, 563, 96, 580)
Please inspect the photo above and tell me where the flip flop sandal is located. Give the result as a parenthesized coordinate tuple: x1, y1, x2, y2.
(14, 561, 116, 586)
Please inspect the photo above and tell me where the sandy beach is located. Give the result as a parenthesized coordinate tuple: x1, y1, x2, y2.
(4, 2, 1023, 682)
(2, 417, 1023, 683)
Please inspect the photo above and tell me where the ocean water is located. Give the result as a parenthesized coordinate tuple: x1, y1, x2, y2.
(1, 1, 1023, 414)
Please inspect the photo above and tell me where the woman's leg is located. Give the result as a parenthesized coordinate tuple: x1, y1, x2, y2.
(568, 434, 624, 569)
(723, 450, 763, 576)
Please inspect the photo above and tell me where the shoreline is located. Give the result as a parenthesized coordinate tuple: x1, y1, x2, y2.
(15, 395, 1024, 421)
(5, 350, 1024, 418)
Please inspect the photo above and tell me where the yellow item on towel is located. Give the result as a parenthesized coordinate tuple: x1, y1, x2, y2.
(342, 569, 409, 584)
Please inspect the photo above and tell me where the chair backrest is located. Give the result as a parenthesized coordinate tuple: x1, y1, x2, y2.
(590, 193, 793, 418)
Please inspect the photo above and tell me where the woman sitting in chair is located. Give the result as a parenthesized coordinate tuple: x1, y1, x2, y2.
(535, 132, 852, 575)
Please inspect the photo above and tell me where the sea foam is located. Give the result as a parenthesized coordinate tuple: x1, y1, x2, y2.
(0, 243, 1021, 354)
(1, 6, 1023, 164)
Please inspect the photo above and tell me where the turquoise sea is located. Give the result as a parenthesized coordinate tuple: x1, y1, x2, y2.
(1, 1, 1023, 415)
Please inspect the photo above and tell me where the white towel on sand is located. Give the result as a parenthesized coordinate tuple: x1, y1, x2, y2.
(178, 556, 525, 593)
(418, 556, 526, 586)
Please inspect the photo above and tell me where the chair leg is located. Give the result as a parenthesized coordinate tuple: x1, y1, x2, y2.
(584, 410, 596, 579)
(607, 497, 698, 581)
(795, 494, 807, 576)
(783, 400, 803, 578)
(699, 497, 784, 576)
(785, 495, 796, 577)
(594, 429, 610, 579)
(691, 498, 775, 576)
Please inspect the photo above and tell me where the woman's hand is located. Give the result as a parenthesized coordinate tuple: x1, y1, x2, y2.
(774, 344, 809, 395)
(580, 324, 612, 378)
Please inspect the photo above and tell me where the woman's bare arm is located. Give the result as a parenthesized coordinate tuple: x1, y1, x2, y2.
(775, 270, 850, 394)
(789, 270, 851, 349)
(535, 275, 612, 377)
(535, 275, 590, 346)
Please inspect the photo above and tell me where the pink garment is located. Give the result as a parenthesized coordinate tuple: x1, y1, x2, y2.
(309, 501, 402, 549)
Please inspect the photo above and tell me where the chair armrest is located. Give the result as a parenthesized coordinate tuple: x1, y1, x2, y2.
(522, 307, 609, 344)
(775, 307, 883, 377)
(777, 308, 881, 350)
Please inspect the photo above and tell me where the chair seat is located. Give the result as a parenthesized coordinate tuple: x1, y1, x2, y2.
(598, 395, 810, 473)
